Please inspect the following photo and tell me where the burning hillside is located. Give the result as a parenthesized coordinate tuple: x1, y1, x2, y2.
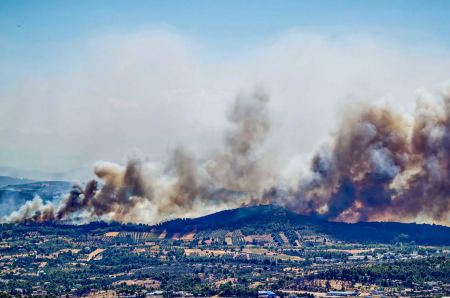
(3, 84, 450, 226)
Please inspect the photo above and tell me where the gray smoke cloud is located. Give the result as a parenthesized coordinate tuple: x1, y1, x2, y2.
(269, 85, 450, 226)
(206, 89, 273, 193)
(3, 30, 450, 175)
(4, 84, 450, 226)
(5, 83, 450, 226)
(2, 89, 272, 224)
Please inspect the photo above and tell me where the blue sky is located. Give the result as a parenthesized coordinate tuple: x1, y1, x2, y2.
(1, 0, 450, 71)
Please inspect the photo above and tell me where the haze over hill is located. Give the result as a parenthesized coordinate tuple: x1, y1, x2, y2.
(0, 179, 71, 218)
(0, 166, 92, 182)
(0, 176, 34, 188)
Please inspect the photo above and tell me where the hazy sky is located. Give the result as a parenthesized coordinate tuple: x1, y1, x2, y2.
(1, 1, 450, 177)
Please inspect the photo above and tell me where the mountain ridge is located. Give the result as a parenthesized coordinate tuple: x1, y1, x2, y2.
(4, 204, 450, 246)
(152, 204, 450, 246)
(0, 176, 35, 188)
(0, 180, 72, 217)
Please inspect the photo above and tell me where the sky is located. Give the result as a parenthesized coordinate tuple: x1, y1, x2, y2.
(1, 0, 450, 179)
(2, 0, 450, 73)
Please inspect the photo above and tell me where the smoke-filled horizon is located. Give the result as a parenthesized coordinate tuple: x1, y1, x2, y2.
(3, 83, 450, 226)
(2, 29, 450, 226)
(3, 30, 450, 175)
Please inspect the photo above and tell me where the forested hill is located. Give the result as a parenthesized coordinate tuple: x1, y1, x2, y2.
(153, 205, 450, 246)
(5, 204, 450, 246)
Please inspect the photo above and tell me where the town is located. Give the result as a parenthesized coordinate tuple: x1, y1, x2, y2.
(0, 209, 449, 297)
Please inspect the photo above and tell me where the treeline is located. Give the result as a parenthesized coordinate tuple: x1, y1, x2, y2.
(153, 205, 450, 246)
(311, 256, 449, 287)
(3, 204, 450, 245)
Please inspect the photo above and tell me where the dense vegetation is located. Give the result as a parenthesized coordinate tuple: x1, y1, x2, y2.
(313, 256, 450, 287)
(154, 205, 450, 246)
(1, 204, 449, 297)
(2, 205, 449, 246)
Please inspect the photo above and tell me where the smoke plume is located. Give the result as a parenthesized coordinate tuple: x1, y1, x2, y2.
(206, 89, 273, 193)
(3, 84, 450, 226)
(2, 90, 271, 224)
(273, 86, 450, 226)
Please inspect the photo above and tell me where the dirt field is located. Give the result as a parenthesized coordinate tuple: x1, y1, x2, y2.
(86, 248, 105, 261)
(113, 279, 160, 289)
(184, 248, 228, 256)
(158, 230, 167, 239)
(326, 248, 375, 255)
(181, 232, 196, 241)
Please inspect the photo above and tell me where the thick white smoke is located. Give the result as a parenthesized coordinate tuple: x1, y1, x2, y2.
(1, 89, 272, 224)
(2, 30, 450, 225)
(1, 30, 450, 175)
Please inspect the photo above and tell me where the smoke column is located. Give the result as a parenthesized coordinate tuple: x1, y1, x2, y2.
(3, 84, 450, 226)
(272, 86, 450, 226)
(2, 89, 272, 224)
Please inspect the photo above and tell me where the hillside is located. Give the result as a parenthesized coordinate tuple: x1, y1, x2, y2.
(0, 180, 71, 217)
(4, 204, 450, 246)
(153, 205, 450, 246)
(0, 176, 34, 187)
(0, 166, 92, 181)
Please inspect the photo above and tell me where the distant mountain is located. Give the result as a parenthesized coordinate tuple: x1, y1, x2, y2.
(0, 166, 92, 182)
(0, 181, 72, 217)
(0, 176, 34, 187)
(153, 205, 450, 246)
